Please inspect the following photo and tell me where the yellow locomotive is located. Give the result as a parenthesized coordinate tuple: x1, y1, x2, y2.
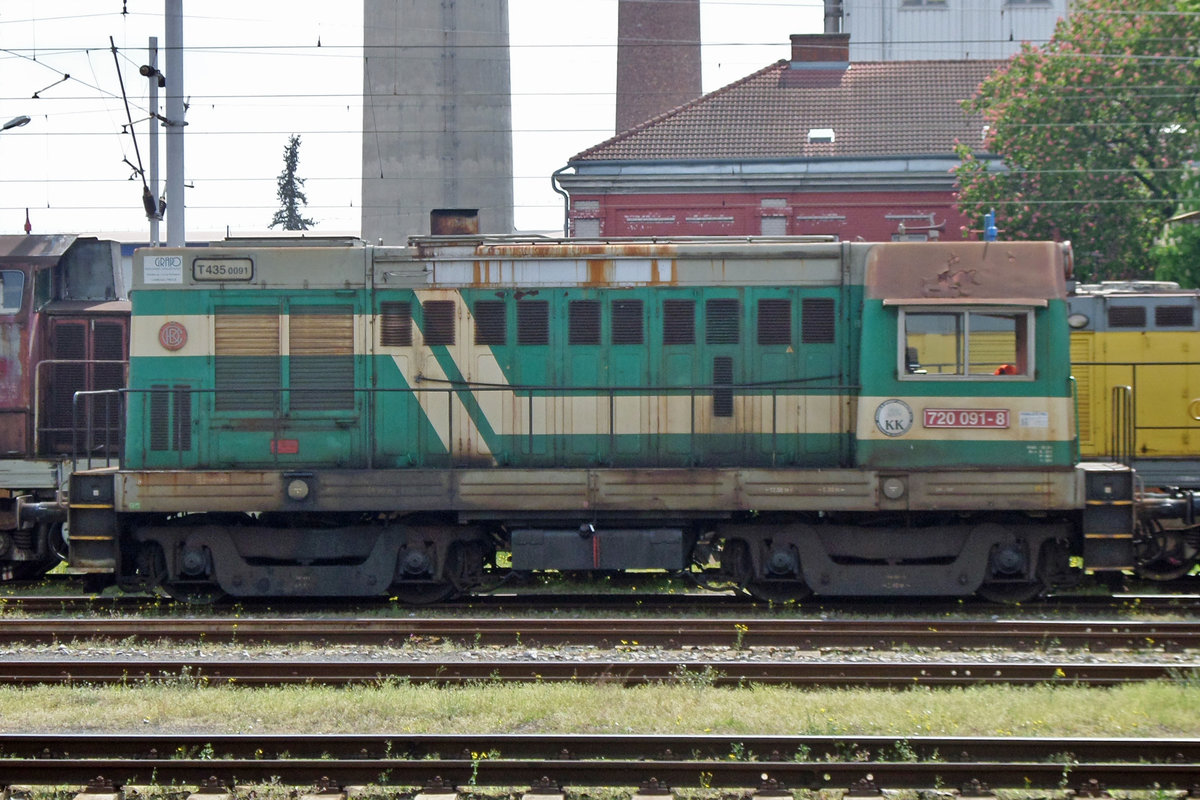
(1069, 280, 1200, 578)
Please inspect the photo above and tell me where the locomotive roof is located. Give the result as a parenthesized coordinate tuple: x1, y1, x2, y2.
(132, 238, 1069, 298)
(0, 234, 78, 264)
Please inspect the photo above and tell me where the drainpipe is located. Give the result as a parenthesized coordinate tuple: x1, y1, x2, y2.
(551, 166, 571, 238)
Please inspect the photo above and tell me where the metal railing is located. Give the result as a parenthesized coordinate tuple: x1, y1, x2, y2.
(34, 358, 127, 458)
(89, 376, 852, 471)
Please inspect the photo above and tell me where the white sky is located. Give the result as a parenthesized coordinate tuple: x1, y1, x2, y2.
(0, 0, 822, 238)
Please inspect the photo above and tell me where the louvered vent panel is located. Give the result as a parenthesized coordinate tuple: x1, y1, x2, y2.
(149, 384, 170, 451)
(49, 323, 86, 438)
(290, 306, 354, 410)
(706, 299, 740, 344)
(149, 385, 192, 452)
(1156, 305, 1193, 327)
(474, 300, 507, 345)
(713, 356, 733, 417)
(612, 299, 644, 345)
(569, 300, 601, 345)
(291, 309, 353, 356)
(214, 310, 279, 355)
(801, 297, 836, 343)
(215, 308, 279, 411)
(1070, 336, 1093, 448)
(757, 299, 792, 345)
(517, 301, 549, 345)
(53, 322, 86, 360)
(1108, 306, 1145, 328)
(172, 385, 192, 451)
(663, 300, 695, 345)
(380, 301, 413, 346)
(422, 300, 456, 345)
(92, 320, 126, 450)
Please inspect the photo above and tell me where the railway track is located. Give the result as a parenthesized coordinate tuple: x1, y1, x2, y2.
(0, 616, 1196, 649)
(0, 733, 1197, 790)
(0, 658, 1193, 686)
(2, 591, 1199, 616)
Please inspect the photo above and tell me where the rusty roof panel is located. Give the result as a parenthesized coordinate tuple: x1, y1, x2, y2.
(0, 234, 77, 263)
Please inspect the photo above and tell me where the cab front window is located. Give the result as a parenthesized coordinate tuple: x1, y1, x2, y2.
(0, 270, 25, 314)
(901, 308, 1032, 378)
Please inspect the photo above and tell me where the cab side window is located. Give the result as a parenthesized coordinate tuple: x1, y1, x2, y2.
(901, 308, 1032, 378)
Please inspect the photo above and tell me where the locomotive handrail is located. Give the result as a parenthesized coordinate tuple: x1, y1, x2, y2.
(112, 380, 859, 470)
(70, 388, 125, 472)
(1110, 385, 1133, 467)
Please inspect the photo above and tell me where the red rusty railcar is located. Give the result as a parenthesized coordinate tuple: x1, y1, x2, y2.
(0, 235, 128, 579)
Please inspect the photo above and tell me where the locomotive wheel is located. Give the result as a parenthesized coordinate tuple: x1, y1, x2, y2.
(162, 581, 228, 605)
(389, 539, 485, 604)
(976, 579, 1046, 603)
(721, 538, 812, 602)
(743, 578, 813, 603)
(1134, 522, 1198, 581)
(4, 559, 58, 581)
(388, 580, 459, 605)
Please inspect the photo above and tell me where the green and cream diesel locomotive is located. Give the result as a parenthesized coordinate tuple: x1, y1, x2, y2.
(67, 235, 1179, 602)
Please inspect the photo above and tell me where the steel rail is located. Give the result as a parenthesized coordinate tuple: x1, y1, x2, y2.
(0, 617, 1196, 649)
(0, 659, 1193, 686)
(6, 732, 1200, 763)
(1, 592, 1198, 616)
(0, 756, 1197, 790)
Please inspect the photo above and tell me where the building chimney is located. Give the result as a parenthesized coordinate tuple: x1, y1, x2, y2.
(823, 0, 844, 34)
(616, 0, 702, 133)
(790, 33, 851, 66)
(430, 209, 480, 236)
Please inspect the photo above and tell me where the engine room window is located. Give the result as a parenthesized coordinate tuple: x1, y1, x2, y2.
(901, 308, 1031, 378)
(0, 270, 25, 314)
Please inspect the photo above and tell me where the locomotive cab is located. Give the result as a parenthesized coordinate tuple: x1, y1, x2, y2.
(0, 235, 128, 580)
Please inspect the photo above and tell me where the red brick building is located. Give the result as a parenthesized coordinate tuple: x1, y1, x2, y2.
(555, 33, 1003, 242)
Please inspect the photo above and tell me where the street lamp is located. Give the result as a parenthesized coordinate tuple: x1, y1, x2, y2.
(2, 116, 30, 131)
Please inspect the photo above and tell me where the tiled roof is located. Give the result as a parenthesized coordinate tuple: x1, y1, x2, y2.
(571, 59, 1004, 163)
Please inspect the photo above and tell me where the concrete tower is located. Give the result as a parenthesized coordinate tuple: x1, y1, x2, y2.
(616, 0, 702, 133)
(362, 0, 514, 242)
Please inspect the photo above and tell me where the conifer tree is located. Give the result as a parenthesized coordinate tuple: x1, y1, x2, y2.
(269, 134, 315, 230)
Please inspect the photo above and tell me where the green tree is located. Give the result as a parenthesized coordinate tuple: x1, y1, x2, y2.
(1153, 165, 1200, 286)
(954, 0, 1200, 281)
(269, 134, 315, 230)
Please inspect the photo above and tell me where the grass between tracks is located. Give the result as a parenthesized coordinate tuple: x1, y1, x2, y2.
(4, 680, 1200, 736)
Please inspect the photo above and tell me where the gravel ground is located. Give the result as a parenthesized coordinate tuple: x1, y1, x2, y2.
(0, 639, 1197, 665)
